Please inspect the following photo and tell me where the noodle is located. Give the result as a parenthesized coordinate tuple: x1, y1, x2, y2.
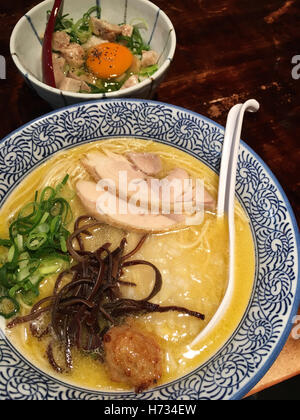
(0, 138, 255, 391)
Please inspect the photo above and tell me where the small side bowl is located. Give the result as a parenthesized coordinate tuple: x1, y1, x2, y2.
(10, 0, 176, 109)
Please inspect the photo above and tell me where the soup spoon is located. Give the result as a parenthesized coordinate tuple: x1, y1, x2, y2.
(191, 99, 260, 347)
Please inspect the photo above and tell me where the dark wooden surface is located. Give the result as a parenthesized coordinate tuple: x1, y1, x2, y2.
(0, 0, 299, 224)
(0, 0, 299, 395)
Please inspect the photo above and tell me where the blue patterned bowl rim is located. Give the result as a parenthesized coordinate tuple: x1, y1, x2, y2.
(0, 98, 299, 400)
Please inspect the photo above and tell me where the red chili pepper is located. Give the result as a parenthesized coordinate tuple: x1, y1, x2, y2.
(42, 0, 63, 88)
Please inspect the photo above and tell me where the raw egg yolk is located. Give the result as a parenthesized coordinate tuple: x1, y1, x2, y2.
(86, 43, 133, 79)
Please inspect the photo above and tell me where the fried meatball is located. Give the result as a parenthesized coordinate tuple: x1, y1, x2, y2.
(103, 325, 163, 393)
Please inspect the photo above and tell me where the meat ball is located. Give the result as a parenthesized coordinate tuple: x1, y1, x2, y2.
(103, 325, 163, 392)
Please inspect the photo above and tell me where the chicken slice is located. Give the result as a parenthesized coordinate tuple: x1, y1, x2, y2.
(52, 31, 71, 52)
(81, 152, 148, 197)
(127, 152, 163, 176)
(52, 53, 66, 87)
(103, 325, 163, 393)
(59, 77, 82, 93)
(80, 81, 91, 93)
(76, 180, 184, 233)
(82, 152, 161, 211)
(81, 152, 216, 215)
(141, 50, 159, 68)
(121, 24, 134, 37)
(120, 75, 139, 90)
(61, 43, 85, 67)
(90, 18, 122, 41)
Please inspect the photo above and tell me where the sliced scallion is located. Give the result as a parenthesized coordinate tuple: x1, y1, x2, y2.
(0, 296, 20, 319)
(7, 245, 16, 263)
(0, 176, 73, 318)
(26, 232, 48, 251)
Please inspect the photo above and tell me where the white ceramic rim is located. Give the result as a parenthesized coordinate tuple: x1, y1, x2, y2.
(9, 0, 177, 99)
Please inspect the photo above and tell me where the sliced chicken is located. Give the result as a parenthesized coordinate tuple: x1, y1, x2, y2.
(82, 152, 153, 213)
(121, 75, 139, 90)
(127, 152, 162, 176)
(52, 53, 66, 87)
(80, 81, 91, 93)
(121, 24, 134, 37)
(52, 31, 71, 52)
(81, 152, 148, 197)
(141, 50, 159, 68)
(80, 152, 216, 216)
(59, 77, 82, 93)
(61, 43, 85, 68)
(162, 168, 192, 208)
(203, 190, 216, 211)
(90, 17, 122, 41)
(76, 180, 184, 233)
(164, 168, 216, 211)
(104, 325, 163, 393)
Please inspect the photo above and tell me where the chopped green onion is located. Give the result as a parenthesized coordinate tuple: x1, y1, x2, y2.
(50, 6, 101, 45)
(18, 252, 30, 270)
(26, 232, 48, 251)
(50, 215, 62, 234)
(39, 262, 63, 276)
(117, 27, 150, 56)
(30, 273, 42, 286)
(60, 236, 67, 253)
(15, 234, 24, 252)
(8, 245, 16, 263)
(0, 239, 12, 248)
(37, 223, 50, 234)
(0, 176, 73, 319)
(139, 64, 159, 77)
(40, 186, 56, 204)
(20, 288, 39, 306)
(17, 267, 30, 283)
(0, 266, 11, 289)
(18, 201, 39, 221)
(40, 212, 50, 224)
(0, 296, 20, 319)
(8, 284, 22, 298)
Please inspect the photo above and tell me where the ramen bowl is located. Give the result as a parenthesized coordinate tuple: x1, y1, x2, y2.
(0, 99, 299, 400)
(10, 0, 176, 109)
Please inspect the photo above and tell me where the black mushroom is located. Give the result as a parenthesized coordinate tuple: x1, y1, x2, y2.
(8, 216, 205, 373)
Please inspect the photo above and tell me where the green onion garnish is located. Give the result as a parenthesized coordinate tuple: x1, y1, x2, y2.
(0, 176, 73, 318)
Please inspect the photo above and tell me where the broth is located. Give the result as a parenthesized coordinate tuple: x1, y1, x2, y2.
(0, 139, 255, 391)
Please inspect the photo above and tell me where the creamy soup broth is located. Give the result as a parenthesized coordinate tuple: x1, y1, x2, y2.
(0, 139, 255, 391)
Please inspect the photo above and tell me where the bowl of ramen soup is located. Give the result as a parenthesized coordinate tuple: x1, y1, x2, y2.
(0, 100, 299, 400)
(10, 0, 176, 109)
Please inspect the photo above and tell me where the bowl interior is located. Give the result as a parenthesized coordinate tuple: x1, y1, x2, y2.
(11, 0, 175, 89)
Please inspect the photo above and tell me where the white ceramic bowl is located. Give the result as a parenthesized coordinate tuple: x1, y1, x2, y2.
(10, 0, 176, 108)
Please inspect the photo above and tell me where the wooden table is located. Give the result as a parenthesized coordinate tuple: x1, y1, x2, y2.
(0, 0, 299, 398)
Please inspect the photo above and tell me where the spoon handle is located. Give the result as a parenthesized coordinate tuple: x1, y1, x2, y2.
(217, 104, 242, 217)
(191, 99, 259, 348)
(226, 99, 260, 308)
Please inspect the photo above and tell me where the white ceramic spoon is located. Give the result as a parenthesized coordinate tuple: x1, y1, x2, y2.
(191, 99, 260, 347)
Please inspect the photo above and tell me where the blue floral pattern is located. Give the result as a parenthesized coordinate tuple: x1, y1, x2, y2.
(0, 100, 298, 400)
